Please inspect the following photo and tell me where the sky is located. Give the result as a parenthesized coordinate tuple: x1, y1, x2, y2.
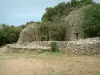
(0, 0, 100, 26)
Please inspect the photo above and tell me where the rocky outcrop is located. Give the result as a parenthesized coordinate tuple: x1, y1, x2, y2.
(17, 23, 39, 44)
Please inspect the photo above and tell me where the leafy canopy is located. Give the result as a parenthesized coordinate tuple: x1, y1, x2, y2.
(0, 24, 23, 45)
(42, 0, 93, 22)
(82, 4, 100, 38)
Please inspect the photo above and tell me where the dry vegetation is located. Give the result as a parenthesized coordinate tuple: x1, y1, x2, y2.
(0, 51, 100, 75)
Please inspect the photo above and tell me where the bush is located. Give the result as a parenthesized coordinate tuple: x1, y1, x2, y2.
(0, 24, 23, 46)
(82, 4, 100, 38)
(50, 42, 58, 52)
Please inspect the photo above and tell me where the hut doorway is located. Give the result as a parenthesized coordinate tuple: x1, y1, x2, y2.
(41, 36, 49, 41)
(75, 33, 79, 40)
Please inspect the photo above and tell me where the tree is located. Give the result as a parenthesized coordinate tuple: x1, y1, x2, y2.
(41, 0, 94, 22)
(82, 4, 100, 38)
(41, 7, 55, 22)
(80, 0, 93, 4)
(71, 0, 78, 7)
(0, 24, 23, 46)
(41, 2, 69, 22)
(38, 18, 66, 41)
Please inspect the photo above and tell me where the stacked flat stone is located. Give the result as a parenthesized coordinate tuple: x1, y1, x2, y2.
(7, 37, 100, 55)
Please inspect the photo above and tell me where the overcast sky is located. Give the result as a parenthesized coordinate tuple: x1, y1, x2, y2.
(0, 0, 100, 26)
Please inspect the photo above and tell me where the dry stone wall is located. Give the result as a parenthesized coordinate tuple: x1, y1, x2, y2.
(7, 37, 100, 55)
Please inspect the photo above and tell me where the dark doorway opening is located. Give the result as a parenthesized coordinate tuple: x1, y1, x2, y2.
(75, 33, 79, 40)
(41, 36, 49, 41)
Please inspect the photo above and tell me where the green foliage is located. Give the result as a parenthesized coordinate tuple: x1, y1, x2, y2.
(38, 22, 50, 41)
(38, 19, 66, 41)
(71, 0, 93, 7)
(41, 2, 72, 22)
(71, 0, 78, 7)
(80, 0, 93, 5)
(82, 4, 100, 38)
(0, 24, 23, 46)
(48, 20, 66, 41)
(42, 7, 54, 22)
(42, 0, 93, 22)
(50, 42, 58, 52)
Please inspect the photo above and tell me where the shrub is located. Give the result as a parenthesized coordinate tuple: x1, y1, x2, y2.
(82, 4, 100, 38)
(50, 42, 58, 52)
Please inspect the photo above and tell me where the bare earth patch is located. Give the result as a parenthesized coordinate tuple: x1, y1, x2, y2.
(0, 51, 100, 75)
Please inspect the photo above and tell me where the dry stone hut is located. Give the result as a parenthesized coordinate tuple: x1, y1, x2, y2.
(64, 5, 91, 41)
(17, 23, 39, 44)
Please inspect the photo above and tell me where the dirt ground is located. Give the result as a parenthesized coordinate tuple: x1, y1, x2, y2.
(0, 47, 100, 75)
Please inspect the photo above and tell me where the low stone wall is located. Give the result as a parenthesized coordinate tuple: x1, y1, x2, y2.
(7, 42, 51, 53)
(7, 37, 100, 55)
